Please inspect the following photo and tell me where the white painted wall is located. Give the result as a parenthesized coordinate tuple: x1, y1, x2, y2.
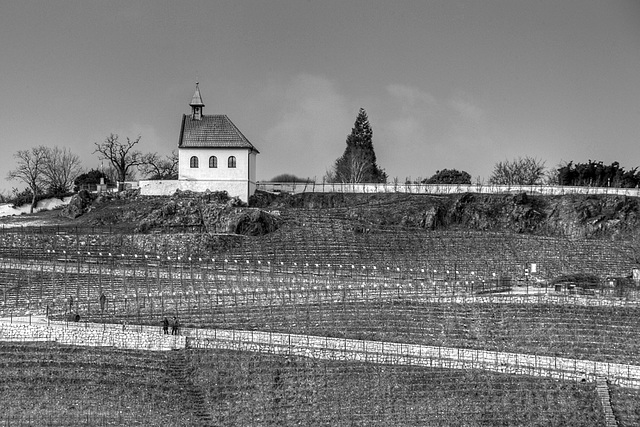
(178, 147, 253, 181)
(139, 180, 252, 202)
(173, 147, 257, 201)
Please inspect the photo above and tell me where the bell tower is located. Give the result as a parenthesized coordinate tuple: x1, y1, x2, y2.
(190, 82, 205, 120)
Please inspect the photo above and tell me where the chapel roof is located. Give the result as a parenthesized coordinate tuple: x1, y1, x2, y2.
(178, 114, 259, 152)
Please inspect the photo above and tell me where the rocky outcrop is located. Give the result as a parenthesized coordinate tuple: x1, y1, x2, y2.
(59, 190, 93, 219)
(47, 188, 640, 239)
(252, 191, 640, 238)
(135, 190, 281, 236)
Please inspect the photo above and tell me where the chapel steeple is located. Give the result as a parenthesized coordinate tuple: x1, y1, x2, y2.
(190, 82, 205, 120)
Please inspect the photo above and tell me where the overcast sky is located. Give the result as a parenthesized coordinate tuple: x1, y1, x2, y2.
(1, 0, 639, 193)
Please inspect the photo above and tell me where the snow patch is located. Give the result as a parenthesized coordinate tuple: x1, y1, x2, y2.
(0, 197, 73, 217)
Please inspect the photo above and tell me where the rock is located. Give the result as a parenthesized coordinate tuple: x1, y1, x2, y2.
(420, 206, 441, 229)
(59, 190, 93, 219)
(231, 209, 281, 236)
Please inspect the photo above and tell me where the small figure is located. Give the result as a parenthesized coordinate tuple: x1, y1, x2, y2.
(162, 317, 169, 335)
(171, 316, 179, 335)
(99, 294, 107, 313)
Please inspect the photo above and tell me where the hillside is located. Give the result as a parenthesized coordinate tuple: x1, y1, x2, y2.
(3, 190, 638, 241)
(2, 190, 640, 425)
(251, 191, 640, 239)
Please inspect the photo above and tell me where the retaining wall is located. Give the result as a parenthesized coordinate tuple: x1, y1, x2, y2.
(187, 328, 640, 389)
(0, 322, 184, 351)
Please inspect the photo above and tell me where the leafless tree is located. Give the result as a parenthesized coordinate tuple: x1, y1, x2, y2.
(328, 148, 374, 183)
(139, 150, 179, 180)
(488, 156, 547, 185)
(6, 146, 48, 212)
(41, 146, 82, 194)
(94, 134, 143, 190)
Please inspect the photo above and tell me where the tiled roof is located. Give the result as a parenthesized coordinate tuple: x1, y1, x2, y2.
(178, 114, 259, 152)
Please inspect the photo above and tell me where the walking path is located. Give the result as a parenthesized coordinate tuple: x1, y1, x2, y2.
(2, 315, 640, 390)
(595, 377, 618, 426)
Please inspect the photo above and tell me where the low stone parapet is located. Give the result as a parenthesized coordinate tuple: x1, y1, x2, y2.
(0, 322, 184, 351)
(185, 328, 640, 389)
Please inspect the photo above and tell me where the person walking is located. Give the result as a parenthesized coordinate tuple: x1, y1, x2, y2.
(162, 317, 169, 335)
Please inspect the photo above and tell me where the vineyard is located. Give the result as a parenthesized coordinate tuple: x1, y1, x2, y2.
(1, 196, 640, 425)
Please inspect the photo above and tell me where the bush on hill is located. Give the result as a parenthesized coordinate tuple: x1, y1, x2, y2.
(270, 174, 312, 183)
(422, 169, 472, 185)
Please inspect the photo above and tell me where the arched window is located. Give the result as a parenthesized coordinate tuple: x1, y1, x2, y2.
(190, 156, 199, 168)
(228, 156, 236, 168)
(209, 156, 217, 168)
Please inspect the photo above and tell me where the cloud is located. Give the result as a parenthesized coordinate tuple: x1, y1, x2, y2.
(448, 94, 485, 124)
(386, 84, 437, 111)
(374, 88, 499, 181)
(262, 74, 353, 180)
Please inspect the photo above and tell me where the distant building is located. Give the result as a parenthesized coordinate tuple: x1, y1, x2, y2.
(139, 83, 259, 202)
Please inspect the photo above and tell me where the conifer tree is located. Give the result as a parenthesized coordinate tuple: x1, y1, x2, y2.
(328, 108, 387, 183)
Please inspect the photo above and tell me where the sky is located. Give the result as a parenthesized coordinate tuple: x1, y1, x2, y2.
(1, 0, 639, 194)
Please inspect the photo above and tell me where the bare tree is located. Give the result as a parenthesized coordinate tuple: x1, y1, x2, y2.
(139, 150, 179, 180)
(41, 146, 82, 195)
(325, 148, 373, 183)
(488, 156, 546, 185)
(6, 146, 48, 212)
(345, 149, 373, 183)
(94, 134, 143, 190)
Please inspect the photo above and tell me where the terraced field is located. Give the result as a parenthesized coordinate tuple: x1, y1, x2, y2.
(1, 198, 639, 425)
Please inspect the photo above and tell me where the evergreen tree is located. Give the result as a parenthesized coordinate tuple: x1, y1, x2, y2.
(328, 108, 387, 183)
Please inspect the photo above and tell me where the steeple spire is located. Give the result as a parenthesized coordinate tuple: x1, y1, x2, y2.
(190, 82, 205, 120)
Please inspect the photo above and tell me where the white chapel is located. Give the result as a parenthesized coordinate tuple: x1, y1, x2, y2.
(140, 83, 259, 202)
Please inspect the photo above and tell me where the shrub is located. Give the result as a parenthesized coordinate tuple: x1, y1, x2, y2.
(270, 174, 312, 183)
(422, 169, 472, 185)
(73, 169, 111, 192)
(9, 188, 39, 208)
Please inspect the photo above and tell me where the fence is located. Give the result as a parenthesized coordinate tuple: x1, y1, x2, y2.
(257, 181, 640, 197)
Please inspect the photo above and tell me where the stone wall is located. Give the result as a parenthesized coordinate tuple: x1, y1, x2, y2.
(186, 328, 640, 389)
(4, 321, 640, 389)
(0, 322, 184, 351)
(139, 179, 252, 202)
